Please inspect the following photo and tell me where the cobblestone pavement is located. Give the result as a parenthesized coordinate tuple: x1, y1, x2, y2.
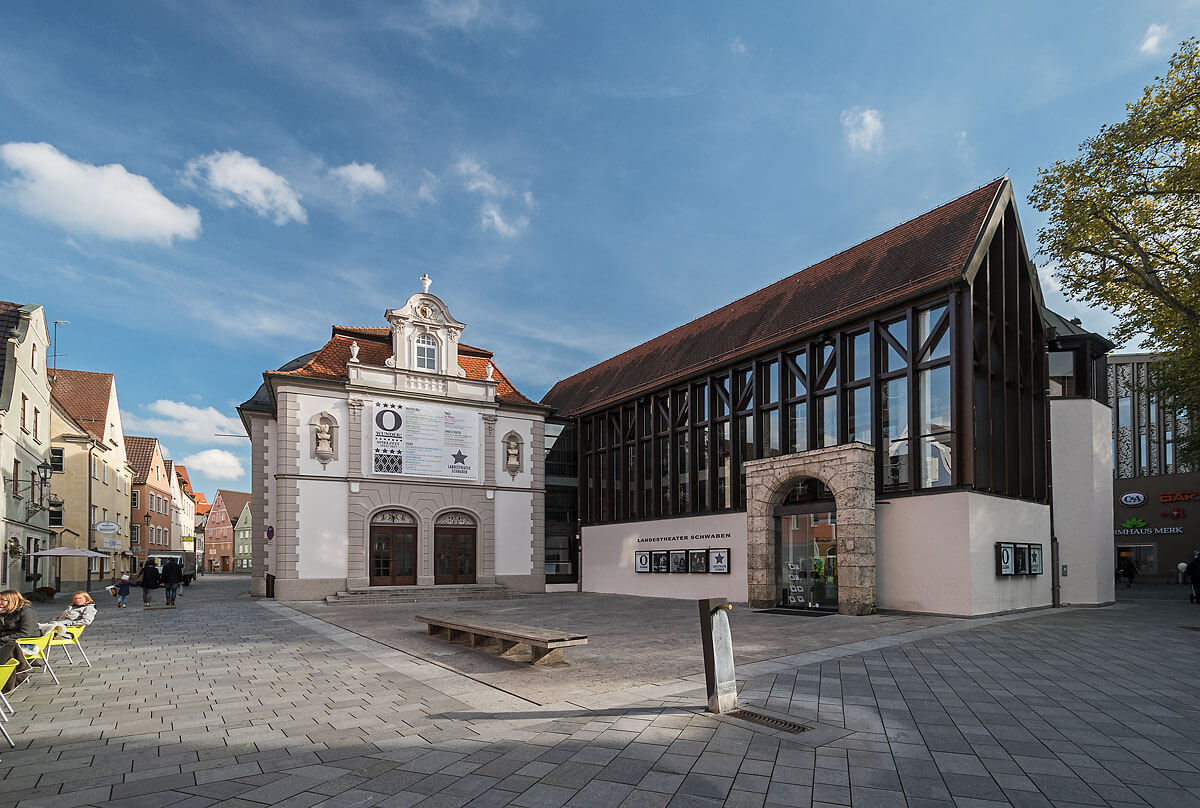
(2, 577, 1199, 808)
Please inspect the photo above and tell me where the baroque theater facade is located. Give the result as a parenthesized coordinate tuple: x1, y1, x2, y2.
(239, 277, 549, 601)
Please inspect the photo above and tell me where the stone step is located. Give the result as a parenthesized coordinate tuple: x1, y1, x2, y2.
(324, 584, 530, 605)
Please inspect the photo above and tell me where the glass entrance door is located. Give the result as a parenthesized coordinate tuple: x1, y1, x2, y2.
(434, 526, 476, 584)
(370, 525, 416, 586)
(777, 510, 838, 609)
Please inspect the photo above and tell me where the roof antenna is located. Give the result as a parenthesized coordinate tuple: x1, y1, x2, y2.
(51, 320, 69, 377)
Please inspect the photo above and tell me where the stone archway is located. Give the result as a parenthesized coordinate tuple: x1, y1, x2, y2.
(744, 442, 875, 615)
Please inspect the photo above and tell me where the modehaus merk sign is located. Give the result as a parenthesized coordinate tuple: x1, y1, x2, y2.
(995, 542, 1044, 576)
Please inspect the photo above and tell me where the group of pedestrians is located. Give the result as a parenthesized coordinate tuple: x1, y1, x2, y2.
(128, 557, 185, 607)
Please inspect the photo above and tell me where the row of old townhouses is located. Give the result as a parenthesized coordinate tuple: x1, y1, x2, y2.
(0, 300, 228, 596)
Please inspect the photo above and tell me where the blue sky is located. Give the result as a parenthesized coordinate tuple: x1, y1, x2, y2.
(1, 1, 1195, 499)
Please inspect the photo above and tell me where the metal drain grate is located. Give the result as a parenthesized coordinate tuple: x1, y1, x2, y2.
(727, 709, 809, 733)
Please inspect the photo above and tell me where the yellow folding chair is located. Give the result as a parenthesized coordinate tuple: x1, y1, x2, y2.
(0, 659, 17, 748)
(49, 625, 90, 667)
(16, 631, 60, 685)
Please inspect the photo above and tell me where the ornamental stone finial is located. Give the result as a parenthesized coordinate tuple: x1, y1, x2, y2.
(420, 273, 432, 293)
(486, 362, 494, 381)
(348, 341, 360, 362)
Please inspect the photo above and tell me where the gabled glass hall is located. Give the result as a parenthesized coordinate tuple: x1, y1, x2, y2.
(541, 178, 1109, 616)
(550, 180, 1047, 520)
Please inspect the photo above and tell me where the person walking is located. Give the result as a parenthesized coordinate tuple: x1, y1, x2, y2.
(115, 574, 131, 608)
(161, 558, 184, 607)
(1120, 557, 1138, 589)
(1187, 552, 1200, 604)
(138, 559, 161, 607)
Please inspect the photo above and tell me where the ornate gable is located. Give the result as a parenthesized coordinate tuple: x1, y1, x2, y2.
(384, 275, 467, 378)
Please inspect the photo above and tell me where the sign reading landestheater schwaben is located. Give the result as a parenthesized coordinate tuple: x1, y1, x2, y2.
(238, 276, 550, 601)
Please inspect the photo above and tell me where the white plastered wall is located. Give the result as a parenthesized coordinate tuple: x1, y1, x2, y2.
(296, 479, 348, 579)
(582, 513, 748, 602)
(877, 491, 1050, 616)
(494, 490, 533, 575)
(1051, 398, 1115, 605)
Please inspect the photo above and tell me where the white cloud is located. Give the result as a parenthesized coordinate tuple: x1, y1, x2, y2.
(841, 107, 884, 153)
(329, 161, 387, 195)
(1037, 261, 1063, 294)
(0, 142, 201, 244)
(180, 449, 244, 481)
(122, 399, 246, 444)
(184, 150, 306, 225)
(418, 170, 440, 202)
(523, 190, 537, 209)
(479, 201, 528, 237)
(730, 37, 747, 55)
(455, 157, 509, 196)
(1140, 24, 1168, 55)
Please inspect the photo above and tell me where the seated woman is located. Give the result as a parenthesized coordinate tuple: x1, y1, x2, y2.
(38, 591, 97, 635)
(0, 590, 37, 692)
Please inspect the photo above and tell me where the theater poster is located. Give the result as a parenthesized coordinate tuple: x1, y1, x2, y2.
(371, 399, 479, 481)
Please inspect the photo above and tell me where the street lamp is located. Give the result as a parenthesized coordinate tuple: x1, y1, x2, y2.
(37, 461, 52, 484)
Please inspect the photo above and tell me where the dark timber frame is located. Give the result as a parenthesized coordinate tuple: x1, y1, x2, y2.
(569, 182, 1049, 527)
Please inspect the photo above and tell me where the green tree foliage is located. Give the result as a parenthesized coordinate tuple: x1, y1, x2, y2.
(1030, 38, 1200, 464)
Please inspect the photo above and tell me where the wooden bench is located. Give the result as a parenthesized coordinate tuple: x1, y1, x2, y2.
(415, 614, 588, 667)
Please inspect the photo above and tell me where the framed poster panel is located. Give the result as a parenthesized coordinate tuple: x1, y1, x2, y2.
(1014, 544, 1029, 575)
(1029, 544, 1043, 575)
(669, 550, 689, 573)
(708, 548, 730, 574)
(651, 550, 670, 573)
(634, 551, 651, 573)
(689, 549, 708, 573)
(996, 543, 1015, 575)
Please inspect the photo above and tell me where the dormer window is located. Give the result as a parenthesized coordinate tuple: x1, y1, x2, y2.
(416, 334, 437, 371)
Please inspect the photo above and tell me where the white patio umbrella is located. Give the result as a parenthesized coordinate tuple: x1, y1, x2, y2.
(31, 548, 109, 558)
(29, 548, 111, 593)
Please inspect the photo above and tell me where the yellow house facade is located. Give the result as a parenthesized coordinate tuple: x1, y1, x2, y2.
(49, 369, 134, 589)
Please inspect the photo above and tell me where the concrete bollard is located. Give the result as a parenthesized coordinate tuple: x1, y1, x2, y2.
(698, 597, 738, 714)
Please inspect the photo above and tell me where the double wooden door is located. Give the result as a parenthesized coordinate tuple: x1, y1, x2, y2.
(370, 525, 416, 586)
(434, 526, 476, 584)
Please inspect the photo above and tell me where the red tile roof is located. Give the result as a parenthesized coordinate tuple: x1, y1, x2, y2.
(50, 369, 115, 443)
(125, 435, 160, 484)
(194, 492, 211, 516)
(271, 333, 534, 406)
(215, 489, 251, 524)
(542, 179, 1007, 416)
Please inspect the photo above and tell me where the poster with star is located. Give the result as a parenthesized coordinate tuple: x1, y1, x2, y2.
(371, 399, 479, 481)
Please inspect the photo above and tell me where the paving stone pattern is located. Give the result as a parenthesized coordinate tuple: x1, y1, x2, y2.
(2, 577, 1199, 807)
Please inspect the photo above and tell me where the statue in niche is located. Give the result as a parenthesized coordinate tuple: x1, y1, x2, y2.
(316, 422, 333, 455)
(312, 415, 338, 468)
(503, 433, 522, 479)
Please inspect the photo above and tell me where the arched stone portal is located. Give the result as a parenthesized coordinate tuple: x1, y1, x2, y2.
(744, 443, 876, 615)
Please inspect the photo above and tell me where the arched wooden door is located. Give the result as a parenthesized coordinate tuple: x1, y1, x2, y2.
(434, 512, 477, 585)
(370, 510, 417, 586)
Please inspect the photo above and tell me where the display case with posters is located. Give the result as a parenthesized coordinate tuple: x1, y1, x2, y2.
(670, 550, 688, 573)
(651, 551, 670, 573)
(689, 549, 708, 573)
(634, 551, 651, 573)
(708, 548, 730, 574)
